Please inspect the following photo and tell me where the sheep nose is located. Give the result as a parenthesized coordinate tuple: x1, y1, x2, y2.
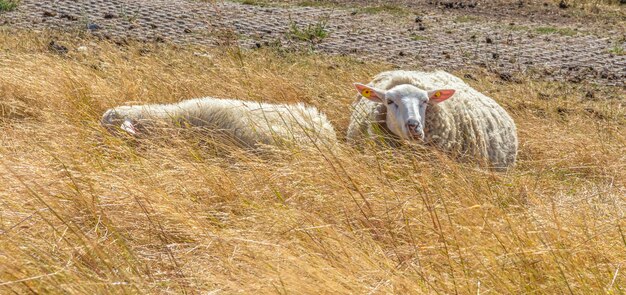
(406, 119, 424, 140)
(406, 119, 420, 130)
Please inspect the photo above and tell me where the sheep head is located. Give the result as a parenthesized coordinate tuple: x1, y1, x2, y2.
(102, 107, 140, 136)
(353, 83, 455, 141)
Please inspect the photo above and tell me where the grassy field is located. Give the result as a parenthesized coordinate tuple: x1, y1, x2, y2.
(0, 29, 625, 294)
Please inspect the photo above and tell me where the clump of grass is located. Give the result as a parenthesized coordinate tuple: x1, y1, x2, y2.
(296, 2, 410, 15)
(507, 24, 528, 31)
(554, 0, 623, 6)
(506, 25, 579, 36)
(454, 15, 479, 23)
(411, 34, 428, 41)
(287, 20, 329, 43)
(359, 4, 410, 15)
(534, 26, 577, 36)
(297, 0, 327, 7)
(608, 45, 624, 55)
(0, 0, 19, 12)
(236, 0, 270, 7)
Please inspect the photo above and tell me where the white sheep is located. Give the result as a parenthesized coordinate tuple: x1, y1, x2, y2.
(102, 97, 338, 148)
(347, 70, 518, 170)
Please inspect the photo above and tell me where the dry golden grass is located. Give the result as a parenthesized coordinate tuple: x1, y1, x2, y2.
(0, 29, 625, 294)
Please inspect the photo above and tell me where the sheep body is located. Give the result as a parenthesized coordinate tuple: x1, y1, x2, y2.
(347, 70, 518, 169)
(102, 97, 337, 148)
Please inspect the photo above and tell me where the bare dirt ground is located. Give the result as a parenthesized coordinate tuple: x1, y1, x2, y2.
(1, 0, 624, 87)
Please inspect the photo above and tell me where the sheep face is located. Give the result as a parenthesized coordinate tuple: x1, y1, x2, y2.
(102, 107, 140, 135)
(354, 83, 455, 141)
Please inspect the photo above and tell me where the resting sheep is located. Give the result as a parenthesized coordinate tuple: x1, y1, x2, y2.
(347, 70, 518, 170)
(102, 97, 338, 148)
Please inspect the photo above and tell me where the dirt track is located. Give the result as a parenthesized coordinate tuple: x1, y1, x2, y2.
(1, 0, 624, 86)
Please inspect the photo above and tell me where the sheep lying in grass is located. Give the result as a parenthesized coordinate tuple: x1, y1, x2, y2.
(102, 97, 338, 148)
(347, 70, 518, 170)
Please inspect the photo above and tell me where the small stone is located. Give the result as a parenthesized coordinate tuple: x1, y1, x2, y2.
(584, 108, 605, 119)
(103, 13, 117, 19)
(99, 33, 112, 40)
(463, 73, 477, 81)
(183, 28, 192, 33)
(538, 92, 551, 100)
(43, 11, 56, 17)
(194, 52, 213, 58)
(87, 23, 101, 31)
(568, 75, 582, 83)
(556, 107, 570, 115)
(59, 13, 78, 21)
(114, 38, 129, 46)
(499, 72, 512, 81)
(48, 41, 68, 55)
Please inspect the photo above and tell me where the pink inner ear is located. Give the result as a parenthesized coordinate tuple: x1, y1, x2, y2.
(430, 89, 455, 103)
(353, 83, 380, 101)
(354, 83, 367, 93)
(121, 119, 138, 135)
(354, 83, 370, 93)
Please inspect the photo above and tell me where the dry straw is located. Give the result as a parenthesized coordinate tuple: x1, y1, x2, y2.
(0, 30, 624, 294)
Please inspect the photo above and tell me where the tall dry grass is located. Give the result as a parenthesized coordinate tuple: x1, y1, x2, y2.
(0, 29, 625, 294)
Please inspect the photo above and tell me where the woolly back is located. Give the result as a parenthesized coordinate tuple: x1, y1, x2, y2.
(367, 70, 518, 169)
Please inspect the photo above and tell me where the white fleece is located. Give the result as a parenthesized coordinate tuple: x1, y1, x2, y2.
(102, 97, 338, 148)
(347, 70, 518, 170)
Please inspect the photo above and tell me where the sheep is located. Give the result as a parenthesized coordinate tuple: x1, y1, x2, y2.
(101, 97, 338, 149)
(347, 70, 518, 170)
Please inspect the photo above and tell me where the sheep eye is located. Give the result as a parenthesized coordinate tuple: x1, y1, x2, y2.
(387, 100, 396, 106)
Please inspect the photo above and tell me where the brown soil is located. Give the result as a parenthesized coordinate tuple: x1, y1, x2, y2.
(1, 0, 624, 86)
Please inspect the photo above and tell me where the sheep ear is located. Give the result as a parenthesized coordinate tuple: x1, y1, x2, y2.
(428, 89, 455, 104)
(354, 83, 386, 103)
(120, 119, 138, 135)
